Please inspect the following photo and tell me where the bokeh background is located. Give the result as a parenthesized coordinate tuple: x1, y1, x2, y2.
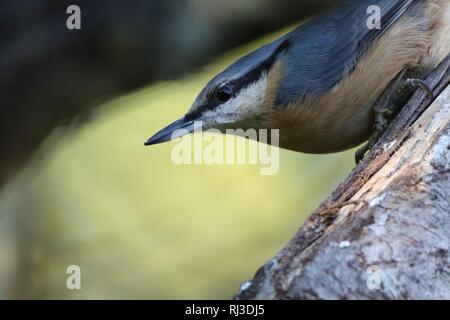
(0, 0, 355, 299)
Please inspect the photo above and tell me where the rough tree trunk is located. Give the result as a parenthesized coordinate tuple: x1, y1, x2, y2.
(235, 55, 450, 300)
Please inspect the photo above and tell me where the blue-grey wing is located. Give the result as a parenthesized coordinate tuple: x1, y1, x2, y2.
(276, 0, 420, 106)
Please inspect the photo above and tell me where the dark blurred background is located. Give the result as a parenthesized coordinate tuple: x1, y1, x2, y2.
(0, 0, 342, 182)
(0, 0, 354, 299)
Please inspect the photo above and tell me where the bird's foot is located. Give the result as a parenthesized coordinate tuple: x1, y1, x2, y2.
(403, 78, 434, 100)
(355, 105, 393, 164)
(355, 73, 432, 164)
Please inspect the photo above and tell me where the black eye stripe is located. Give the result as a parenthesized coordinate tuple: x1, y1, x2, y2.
(184, 103, 217, 121)
(190, 39, 290, 118)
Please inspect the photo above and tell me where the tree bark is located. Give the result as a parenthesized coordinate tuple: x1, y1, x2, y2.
(235, 55, 450, 300)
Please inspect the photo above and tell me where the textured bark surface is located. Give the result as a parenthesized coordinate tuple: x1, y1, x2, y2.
(235, 55, 450, 300)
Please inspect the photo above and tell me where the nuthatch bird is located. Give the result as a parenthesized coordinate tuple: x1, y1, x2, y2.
(146, 0, 450, 163)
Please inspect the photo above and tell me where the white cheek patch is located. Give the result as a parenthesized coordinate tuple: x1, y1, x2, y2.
(204, 73, 268, 124)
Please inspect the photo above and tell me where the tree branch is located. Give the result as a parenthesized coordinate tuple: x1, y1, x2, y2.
(235, 54, 450, 300)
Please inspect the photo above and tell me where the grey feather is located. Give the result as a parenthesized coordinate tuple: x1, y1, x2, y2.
(191, 0, 423, 114)
(276, 0, 422, 106)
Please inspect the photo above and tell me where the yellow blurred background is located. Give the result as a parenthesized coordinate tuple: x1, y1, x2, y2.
(0, 32, 355, 299)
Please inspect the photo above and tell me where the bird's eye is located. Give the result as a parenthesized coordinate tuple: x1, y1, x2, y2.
(216, 86, 233, 102)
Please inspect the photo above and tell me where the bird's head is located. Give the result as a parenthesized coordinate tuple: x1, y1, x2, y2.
(145, 38, 289, 146)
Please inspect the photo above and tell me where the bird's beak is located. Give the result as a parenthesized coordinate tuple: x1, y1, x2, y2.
(144, 117, 195, 146)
